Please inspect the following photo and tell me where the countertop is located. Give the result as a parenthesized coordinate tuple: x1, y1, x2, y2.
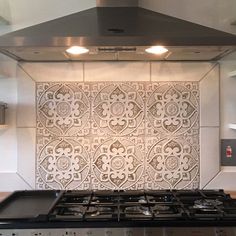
(0, 192, 10, 202)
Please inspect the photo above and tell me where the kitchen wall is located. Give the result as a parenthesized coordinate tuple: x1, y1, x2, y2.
(0, 53, 17, 172)
(206, 51, 236, 190)
(140, 0, 236, 35)
(0, 61, 220, 191)
(0, 0, 96, 35)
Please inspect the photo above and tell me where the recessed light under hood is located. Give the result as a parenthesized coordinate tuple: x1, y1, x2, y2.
(0, 0, 236, 62)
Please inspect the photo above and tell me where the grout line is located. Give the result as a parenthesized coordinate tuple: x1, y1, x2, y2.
(16, 126, 36, 129)
(202, 171, 221, 189)
(83, 62, 85, 82)
(200, 126, 220, 128)
(199, 63, 219, 82)
(35, 81, 38, 189)
(149, 62, 152, 82)
(35, 133, 37, 189)
(16, 172, 34, 189)
(17, 63, 37, 83)
(218, 63, 221, 168)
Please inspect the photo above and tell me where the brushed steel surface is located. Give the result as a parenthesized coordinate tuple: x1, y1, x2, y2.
(96, 0, 138, 7)
(1, 45, 235, 61)
(0, 6, 236, 61)
(0, 228, 235, 236)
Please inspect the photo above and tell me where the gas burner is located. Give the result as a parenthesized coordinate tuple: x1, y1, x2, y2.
(86, 206, 113, 217)
(124, 206, 152, 216)
(120, 195, 147, 204)
(152, 205, 171, 212)
(90, 196, 118, 204)
(138, 196, 147, 204)
(54, 205, 87, 219)
(151, 204, 183, 217)
(86, 207, 100, 217)
(193, 199, 223, 209)
(60, 196, 90, 204)
(48, 190, 236, 223)
(147, 194, 175, 204)
(64, 207, 84, 217)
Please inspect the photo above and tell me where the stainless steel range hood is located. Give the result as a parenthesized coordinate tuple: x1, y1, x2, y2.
(0, 0, 236, 62)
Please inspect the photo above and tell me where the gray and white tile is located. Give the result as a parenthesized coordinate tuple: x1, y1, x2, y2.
(90, 136, 145, 190)
(146, 82, 199, 137)
(91, 82, 145, 136)
(145, 136, 199, 189)
(35, 81, 201, 190)
(36, 136, 91, 190)
(37, 82, 90, 137)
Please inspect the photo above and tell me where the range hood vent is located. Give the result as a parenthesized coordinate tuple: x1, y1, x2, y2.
(98, 47, 137, 53)
(0, 0, 236, 61)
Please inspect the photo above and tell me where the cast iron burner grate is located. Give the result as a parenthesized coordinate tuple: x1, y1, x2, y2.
(48, 190, 236, 223)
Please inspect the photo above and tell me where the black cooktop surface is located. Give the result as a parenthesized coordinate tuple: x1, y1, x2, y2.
(1, 190, 236, 228)
(50, 190, 236, 222)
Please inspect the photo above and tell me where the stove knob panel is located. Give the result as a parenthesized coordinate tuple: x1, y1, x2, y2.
(86, 229, 103, 236)
(145, 228, 163, 236)
(125, 228, 144, 236)
(105, 230, 112, 236)
(125, 230, 133, 236)
(105, 229, 124, 236)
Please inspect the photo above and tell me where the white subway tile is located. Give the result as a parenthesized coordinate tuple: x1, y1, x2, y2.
(0, 173, 31, 191)
(17, 128, 36, 188)
(17, 67, 36, 127)
(84, 62, 150, 81)
(200, 127, 220, 188)
(205, 171, 236, 190)
(200, 65, 219, 127)
(151, 62, 215, 81)
(20, 62, 83, 82)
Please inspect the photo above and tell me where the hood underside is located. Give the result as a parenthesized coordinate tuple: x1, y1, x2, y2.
(0, 2, 236, 61)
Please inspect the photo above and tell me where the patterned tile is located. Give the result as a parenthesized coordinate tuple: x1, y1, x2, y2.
(36, 81, 200, 190)
(91, 136, 145, 190)
(145, 136, 199, 189)
(91, 82, 145, 136)
(36, 136, 91, 190)
(37, 83, 90, 137)
(146, 82, 199, 137)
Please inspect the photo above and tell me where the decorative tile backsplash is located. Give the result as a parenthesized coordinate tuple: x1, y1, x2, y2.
(36, 82, 199, 190)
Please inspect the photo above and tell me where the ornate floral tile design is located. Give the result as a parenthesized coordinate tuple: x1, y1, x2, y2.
(91, 137, 145, 190)
(36, 136, 90, 190)
(146, 82, 199, 137)
(36, 81, 200, 190)
(91, 83, 145, 136)
(145, 136, 199, 189)
(37, 83, 90, 136)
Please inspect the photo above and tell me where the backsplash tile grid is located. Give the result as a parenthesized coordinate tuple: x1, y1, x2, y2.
(36, 82, 199, 190)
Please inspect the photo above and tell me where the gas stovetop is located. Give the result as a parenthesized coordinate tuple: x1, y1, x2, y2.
(50, 190, 235, 222)
(1, 190, 236, 229)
